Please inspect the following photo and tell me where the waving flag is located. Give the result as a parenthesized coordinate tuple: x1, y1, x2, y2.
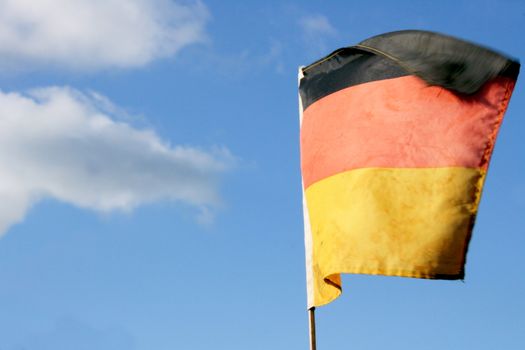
(299, 30, 520, 308)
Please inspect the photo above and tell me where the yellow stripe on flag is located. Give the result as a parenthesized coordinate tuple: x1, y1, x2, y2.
(305, 167, 485, 307)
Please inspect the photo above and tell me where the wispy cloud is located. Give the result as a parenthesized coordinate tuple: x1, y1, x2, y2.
(0, 0, 210, 71)
(182, 39, 285, 78)
(0, 86, 234, 236)
(298, 14, 338, 53)
(15, 318, 135, 350)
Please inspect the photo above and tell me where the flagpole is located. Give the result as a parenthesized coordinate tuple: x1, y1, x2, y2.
(308, 307, 317, 350)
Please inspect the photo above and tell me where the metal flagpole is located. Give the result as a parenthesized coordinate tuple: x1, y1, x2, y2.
(308, 307, 317, 350)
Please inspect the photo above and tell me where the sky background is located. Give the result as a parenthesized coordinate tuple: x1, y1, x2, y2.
(0, 0, 523, 349)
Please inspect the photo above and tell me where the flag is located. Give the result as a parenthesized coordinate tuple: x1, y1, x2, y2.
(299, 30, 520, 308)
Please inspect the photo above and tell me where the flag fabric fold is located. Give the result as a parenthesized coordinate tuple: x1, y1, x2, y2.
(299, 30, 519, 308)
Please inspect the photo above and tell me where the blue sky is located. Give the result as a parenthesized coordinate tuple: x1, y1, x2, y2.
(0, 1, 523, 349)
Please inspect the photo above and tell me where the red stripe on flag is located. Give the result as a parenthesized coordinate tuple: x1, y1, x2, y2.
(301, 75, 514, 189)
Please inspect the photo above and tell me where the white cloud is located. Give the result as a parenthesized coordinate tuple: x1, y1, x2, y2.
(0, 86, 234, 235)
(299, 15, 337, 37)
(0, 0, 210, 70)
(299, 14, 337, 53)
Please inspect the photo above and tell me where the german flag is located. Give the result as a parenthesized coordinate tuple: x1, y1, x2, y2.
(299, 30, 520, 308)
